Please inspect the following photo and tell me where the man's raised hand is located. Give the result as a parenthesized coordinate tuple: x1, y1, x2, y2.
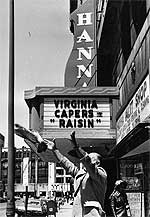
(70, 131, 79, 149)
(44, 139, 56, 151)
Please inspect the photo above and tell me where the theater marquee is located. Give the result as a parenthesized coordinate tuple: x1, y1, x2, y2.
(44, 98, 110, 129)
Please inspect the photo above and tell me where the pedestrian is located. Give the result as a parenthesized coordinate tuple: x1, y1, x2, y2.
(66, 192, 70, 203)
(25, 131, 107, 217)
(109, 180, 132, 217)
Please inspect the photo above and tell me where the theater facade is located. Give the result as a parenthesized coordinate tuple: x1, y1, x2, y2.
(24, 0, 150, 216)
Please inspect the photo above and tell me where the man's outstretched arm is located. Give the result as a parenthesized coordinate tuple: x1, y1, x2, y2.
(42, 139, 79, 178)
(24, 132, 78, 178)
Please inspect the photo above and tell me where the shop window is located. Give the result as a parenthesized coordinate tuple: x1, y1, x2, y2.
(120, 159, 143, 191)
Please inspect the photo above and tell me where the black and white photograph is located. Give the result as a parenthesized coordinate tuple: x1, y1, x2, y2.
(0, 0, 150, 216)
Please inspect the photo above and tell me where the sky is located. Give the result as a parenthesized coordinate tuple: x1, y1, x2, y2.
(0, 0, 73, 147)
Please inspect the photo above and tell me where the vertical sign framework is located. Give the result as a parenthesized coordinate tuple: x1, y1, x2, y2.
(65, 0, 97, 87)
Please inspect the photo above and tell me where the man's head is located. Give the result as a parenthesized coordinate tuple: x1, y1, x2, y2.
(89, 152, 102, 166)
(115, 180, 127, 190)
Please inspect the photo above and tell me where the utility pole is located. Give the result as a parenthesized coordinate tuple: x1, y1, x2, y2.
(0, 134, 4, 198)
(6, 0, 15, 216)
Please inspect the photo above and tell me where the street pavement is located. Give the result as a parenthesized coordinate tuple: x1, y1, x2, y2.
(0, 201, 73, 217)
(0, 202, 7, 217)
(57, 202, 72, 217)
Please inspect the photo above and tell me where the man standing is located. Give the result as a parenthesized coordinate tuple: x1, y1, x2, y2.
(25, 131, 107, 217)
(109, 180, 131, 217)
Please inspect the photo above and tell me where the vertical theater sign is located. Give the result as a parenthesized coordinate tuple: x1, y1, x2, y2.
(65, 0, 97, 87)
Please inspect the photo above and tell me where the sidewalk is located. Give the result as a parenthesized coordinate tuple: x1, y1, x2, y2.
(0, 201, 73, 217)
(56, 202, 72, 217)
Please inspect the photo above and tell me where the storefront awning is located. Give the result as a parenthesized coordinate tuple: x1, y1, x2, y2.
(109, 122, 150, 158)
(121, 138, 150, 158)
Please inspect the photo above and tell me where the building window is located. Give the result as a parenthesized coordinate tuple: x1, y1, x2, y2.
(56, 169, 64, 176)
(38, 160, 48, 183)
(2, 151, 8, 158)
(56, 177, 64, 183)
(66, 177, 72, 183)
(16, 151, 21, 158)
(56, 162, 61, 167)
(66, 170, 71, 175)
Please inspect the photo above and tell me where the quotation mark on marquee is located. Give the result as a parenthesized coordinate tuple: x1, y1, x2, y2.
(50, 119, 55, 123)
(97, 112, 103, 117)
(96, 119, 101, 123)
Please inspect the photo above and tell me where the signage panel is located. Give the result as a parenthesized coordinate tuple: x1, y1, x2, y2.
(117, 75, 150, 144)
(51, 183, 70, 192)
(64, 0, 97, 87)
(44, 98, 110, 129)
(127, 193, 144, 217)
(23, 157, 29, 186)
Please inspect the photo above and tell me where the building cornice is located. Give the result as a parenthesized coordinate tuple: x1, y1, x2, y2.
(24, 86, 119, 100)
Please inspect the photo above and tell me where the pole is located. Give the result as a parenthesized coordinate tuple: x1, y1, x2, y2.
(6, 0, 15, 216)
(0, 134, 4, 197)
(25, 186, 28, 216)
